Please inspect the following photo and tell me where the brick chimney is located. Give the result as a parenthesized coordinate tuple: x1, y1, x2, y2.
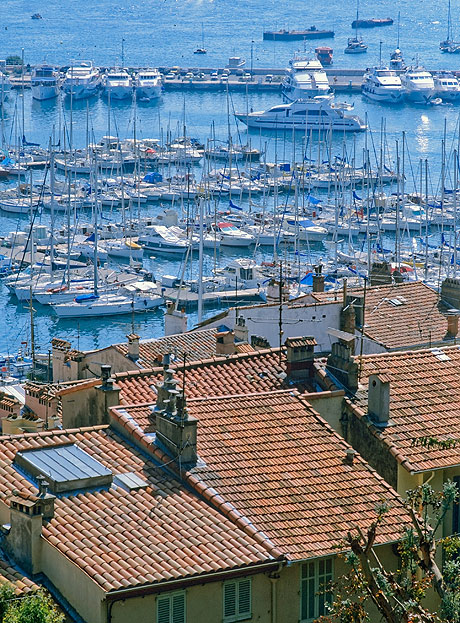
(326, 336, 359, 392)
(155, 357, 197, 465)
(368, 374, 391, 425)
(6, 477, 55, 575)
(285, 336, 317, 380)
(445, 310, 460, 339)
(216, 331, 236, 356)
(126, 333, 140, 361)
(312, 265, 325, 293)
(164, 302, 187, 336)
(340, 302, 356, 342)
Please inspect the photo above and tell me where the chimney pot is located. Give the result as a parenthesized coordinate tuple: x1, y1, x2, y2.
(100, 364, 112, 385)
(368, 374, 391, 425)
(344, 448, 357, 466)
(126, 333, 140, 361)
(446, 311, 459, 339)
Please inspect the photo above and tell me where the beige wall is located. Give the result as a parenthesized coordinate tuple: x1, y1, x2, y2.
(306, 392, 344, 433)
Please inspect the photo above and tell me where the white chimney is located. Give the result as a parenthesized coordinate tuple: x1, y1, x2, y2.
(126, 333, 140, 361)
(368, 374, 390, 425)
(164, 302, 187, 336)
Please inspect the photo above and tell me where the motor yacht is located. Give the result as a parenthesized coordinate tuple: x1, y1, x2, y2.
(138, 225, 189, 255)
(361, 67, 404, 102)
(133, 69, 162, 100)
(389, 48, 405, 71)
(214, 222, 255, 247)
(62, 61, 101, 99)
(235, 95, 366, 132)
(282, 52, 330, 102)
(31, 64, 59, 101)
(433, 71, 460, 101)
(400, 66, 435, 104)
(102, 68, 133, 100)
(344, 37, 367, 54)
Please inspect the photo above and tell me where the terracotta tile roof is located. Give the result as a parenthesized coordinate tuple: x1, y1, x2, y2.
(114, 328, 253, 369)
(351, 345, 460, 472)
(113, 349, 313, 405)
(313, 281, 450, 350)
(113, 392, 409, 560)
(0, 427, 279, 593)
(0, 557, 39, 595)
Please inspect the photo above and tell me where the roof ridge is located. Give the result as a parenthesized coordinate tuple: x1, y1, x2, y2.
(187, 389, 295, 404)
(0, 424, 109, 441)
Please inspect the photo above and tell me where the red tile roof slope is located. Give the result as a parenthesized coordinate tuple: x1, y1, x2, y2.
(114, 328, 253, 368)
(0, 427, 278, 593)
(0, 558, 39, 595)
(114, 392, 409, 560)
(114, 348, 312, 405)
(351, 345, 460, 472)
(313, 281, 449, 349)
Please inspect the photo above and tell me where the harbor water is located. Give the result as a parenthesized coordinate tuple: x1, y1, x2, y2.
(1, 0, 460, 354)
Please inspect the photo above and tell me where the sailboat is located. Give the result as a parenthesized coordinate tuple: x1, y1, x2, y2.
(440, 0, 460, 53)
(194, 23, 207, 54)
(345, 0, 368, 54)
(390, 12, 406, 70)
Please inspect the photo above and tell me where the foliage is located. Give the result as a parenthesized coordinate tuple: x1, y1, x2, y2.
(0, 589, 63, 623)
(317, 481, 460, 623)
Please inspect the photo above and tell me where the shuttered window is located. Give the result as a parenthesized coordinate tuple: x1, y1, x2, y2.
(157, 592, 186, 623)
(223, 578, 252, 622)
(301, 558, 333, 622)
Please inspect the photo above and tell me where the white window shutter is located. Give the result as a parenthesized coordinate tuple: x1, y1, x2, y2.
(238, 579, 251, 617)
(172, 593, 185, 623)
(224, 582, 237, 619)
(157, 597, 170, 623)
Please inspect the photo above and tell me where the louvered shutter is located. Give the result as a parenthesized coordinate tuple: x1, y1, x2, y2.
(237, 579, 251, 617)
(172, 593, 185, 623)
(224, 582, 237, 619)
(157, 596, 170, 623)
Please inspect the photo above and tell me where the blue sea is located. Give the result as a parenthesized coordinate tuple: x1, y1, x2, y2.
(0, 0, 459, 356)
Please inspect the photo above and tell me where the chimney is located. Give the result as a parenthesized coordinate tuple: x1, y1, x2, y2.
(326, 336, 359, 392)
(370, 261, 392, 286)
(340, 301, 356, 342)
(285, 336, 317, 380)
(234, 315, 249, 343)
(164, 301, 187, 336)
(312, 264, 325, 293)
(155, 382, 197, 465)
(368, 374, 391, 425)
(344, 448, 357, 466)
(251, 335, 271, 350)
(445, 310, 460, 339)
(127, 333, 140, 361)
(94, 365, 120, 425)
(216, 331, 236, 356)
(6, 481, 56, 574)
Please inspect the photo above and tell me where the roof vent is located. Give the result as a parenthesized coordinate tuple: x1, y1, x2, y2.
(14, 444, 113, 494)
(431, 348, 451, 362)
(114, 472, 149, 491)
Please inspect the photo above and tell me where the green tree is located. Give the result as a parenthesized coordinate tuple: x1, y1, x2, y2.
(1, 589, 63, 623)
(318, 481, 460, 623)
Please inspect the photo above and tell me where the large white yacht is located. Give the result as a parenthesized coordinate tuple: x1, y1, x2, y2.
(235, 95, 366, 132)
(400, 66, 435, 104)
(102, 68, 133, 100)
(133, 69, 162, 100)
(62, 61, 101, 99)
(281, 53, 330, 102)
(433, 71, 460, 101)
(361, 67, 404, 103)
(31, 64, 59, 101)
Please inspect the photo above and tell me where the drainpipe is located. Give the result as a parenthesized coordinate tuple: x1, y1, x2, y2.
(269, 563, 283, 623)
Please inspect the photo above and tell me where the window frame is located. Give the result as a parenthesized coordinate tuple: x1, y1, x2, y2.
(156, 590, 186, 623)
(223, 577, 252, 623)
(300, 557, 333, 622)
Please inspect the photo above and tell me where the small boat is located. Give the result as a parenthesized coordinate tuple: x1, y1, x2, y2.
(215, 222, 255, 247)
(226, 57, 246, 69)
(315, 47, 333, 65)
(351, 18, 393, 28)
(138, 225, 189, 255)
(389, 48, 405, 70)
(31, 13, 42, 19)
(263, 26, 335, 41)
(440, 0, 460, 52)
(433, 71, 460, 101)
(344, 37, 367, 54)
(194, 23, 207, 55)
(194, 48, 207, 55)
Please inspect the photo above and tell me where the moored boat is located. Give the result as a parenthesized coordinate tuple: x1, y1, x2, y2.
(263, 26, 334, 40)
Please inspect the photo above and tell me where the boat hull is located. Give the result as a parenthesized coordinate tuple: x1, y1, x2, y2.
(32, 84, 59, 101)
(263, 30, 334, 40)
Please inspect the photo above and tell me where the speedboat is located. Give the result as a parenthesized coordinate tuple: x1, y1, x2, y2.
(282, 52, 331, 102)
(433, 71, 460, 101)
(235, 95, 366, 132)
(361, 67, 404, 103)
(215, 222, 255, 247)
(285, 218, 328, 242)
(400, 66, 435, 104)
(62, 61, 101, 99)
(138, 225, 189, 255)
(31, 64, 59, 101)
(133, 69, 162, 100)
(344, 37, 367, 54)
(102, 68, 133, 100)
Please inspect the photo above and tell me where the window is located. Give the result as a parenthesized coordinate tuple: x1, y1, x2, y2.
(301, 558, 333, 622)
(223, 578, 251, 622)
(157, 591, 185, 623)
